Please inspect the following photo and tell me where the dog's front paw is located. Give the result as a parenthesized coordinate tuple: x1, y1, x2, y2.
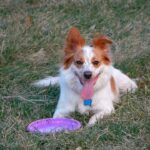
(53, 109, 72, 118)
(87, 109, 114, 127)
(87, 113, 104, 127)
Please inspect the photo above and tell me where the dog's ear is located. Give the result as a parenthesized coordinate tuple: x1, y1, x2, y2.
(65, 27, 85, 53)
(92, 35, 112, 50)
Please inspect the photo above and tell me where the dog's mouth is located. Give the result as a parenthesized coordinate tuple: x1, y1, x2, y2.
(74, 71, 100, 86)
(81, 75, 99, 100)
(74, 71, 101, 100)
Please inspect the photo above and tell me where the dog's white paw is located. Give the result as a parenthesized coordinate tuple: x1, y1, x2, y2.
(87, 109, 114, 127)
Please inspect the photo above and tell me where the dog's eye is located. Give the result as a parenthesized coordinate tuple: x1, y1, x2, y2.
(92, 61, 100, 65)
(75, 61, 83, 65)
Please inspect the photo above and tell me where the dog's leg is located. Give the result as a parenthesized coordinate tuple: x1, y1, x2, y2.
(113, 68, 138, 93)
(87, 108, 114, 127)
(53, 87, 79, 118)
(53, 98, 76, 118)
(53, 107, 73, 118)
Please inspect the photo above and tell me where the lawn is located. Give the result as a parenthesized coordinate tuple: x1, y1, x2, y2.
(0, 0, 150, 149)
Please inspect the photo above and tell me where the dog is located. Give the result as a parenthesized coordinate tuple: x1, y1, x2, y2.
(33, 27, 137, 127)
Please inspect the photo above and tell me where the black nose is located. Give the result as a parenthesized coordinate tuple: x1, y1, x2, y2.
(84, 71, 92, 79)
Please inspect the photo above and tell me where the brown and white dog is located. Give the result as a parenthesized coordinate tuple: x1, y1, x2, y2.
(33, 27, 137, 126)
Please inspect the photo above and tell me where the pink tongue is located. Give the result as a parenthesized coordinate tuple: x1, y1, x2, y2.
(81, 76, 98, 100)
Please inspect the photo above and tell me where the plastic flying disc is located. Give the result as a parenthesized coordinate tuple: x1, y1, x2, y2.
(26, 118, 81, 134)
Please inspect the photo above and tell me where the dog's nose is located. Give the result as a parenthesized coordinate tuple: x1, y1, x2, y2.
(84, 71, 92, 79)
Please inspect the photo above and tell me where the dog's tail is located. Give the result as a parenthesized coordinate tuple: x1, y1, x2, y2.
(32, 76, 59, 87)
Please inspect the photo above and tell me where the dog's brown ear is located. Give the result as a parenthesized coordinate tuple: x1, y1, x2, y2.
(65, 27, 85, 53)
(92, 35, 112, 50)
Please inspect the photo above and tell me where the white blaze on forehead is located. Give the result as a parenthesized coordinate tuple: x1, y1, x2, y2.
(82, 45, 94, 64)
(81, 45, 94, 71)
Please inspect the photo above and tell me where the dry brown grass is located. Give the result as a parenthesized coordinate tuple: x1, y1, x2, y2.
(0, 0, 150, 149)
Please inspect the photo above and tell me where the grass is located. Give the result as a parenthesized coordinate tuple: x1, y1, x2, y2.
(0, 0, 150, 149)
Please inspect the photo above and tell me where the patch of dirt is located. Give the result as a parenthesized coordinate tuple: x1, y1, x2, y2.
(28, 48, 49, 65)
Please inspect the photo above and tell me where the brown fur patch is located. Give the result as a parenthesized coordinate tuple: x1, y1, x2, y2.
(63, 27, 85, 69)
(92, 35, 112, 65)
(91, 56, 101, 68)
(63, 53, 74, 69)
(64, 27, 85, 54)
(74, 49, 85, 68)
(92, 35, 112, 50)
(110, 76, 116, 94)
(93, 48, 111, 65)
(63, 49, 84, 69)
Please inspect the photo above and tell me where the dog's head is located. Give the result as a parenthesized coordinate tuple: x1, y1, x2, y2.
(63, 27, 112, 84)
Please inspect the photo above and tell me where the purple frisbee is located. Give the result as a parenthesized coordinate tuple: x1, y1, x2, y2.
(26, 118, 81, 134)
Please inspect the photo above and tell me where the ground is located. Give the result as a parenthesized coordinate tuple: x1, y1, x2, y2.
(0, 0, 150, 149)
